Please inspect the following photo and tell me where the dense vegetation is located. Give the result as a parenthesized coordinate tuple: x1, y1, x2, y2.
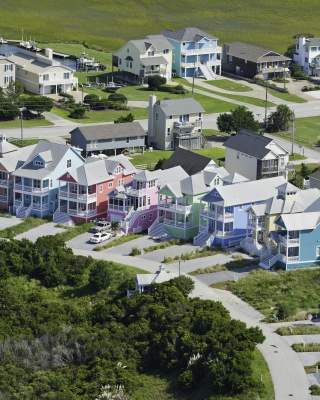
(0, 237, 266, 399)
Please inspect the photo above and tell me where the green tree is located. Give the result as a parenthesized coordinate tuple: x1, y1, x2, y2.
(89, 261, 112, 291)
(217, 112, 234, 134)
(147, 75, 166, 90)
(23, 95, 54, 115)
(114, 113, 134, 123)
(69, 105, 86, 119)
(108, 93, 127, 104)
(231, 106, 260, 133)
(267, 104, 294, 132)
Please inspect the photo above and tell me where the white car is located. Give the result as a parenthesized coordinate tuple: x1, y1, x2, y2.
(89, 231, 112, 244)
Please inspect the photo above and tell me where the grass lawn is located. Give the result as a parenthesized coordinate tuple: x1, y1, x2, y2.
(206, 79, 253, 92)
(52, 106, 148, 123)
(0, 119, 52, 128)
(272, 116, 320, 148)
(276, 325, 320, 336)
(0, 217, 46, 239)
(268, 88, 306, 103)
(214, 268, 320, 321)
(130, 147, 225, 169)
(118, 85, 187, 102)
(202, 128, 225, 137)
(9, 138, 39, 147)
(289, 153, 307, 161)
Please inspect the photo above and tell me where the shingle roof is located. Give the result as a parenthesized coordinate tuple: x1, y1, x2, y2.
(0, 144, 37, 172)
(162, 27, 216, 42)
(224, 131, 273, 159)
(141, 56, 168, 66)
(129, 35, 172, 54)
(157, 97, 204, 117)
(162, 147, 212, 176)
(7, 52, 72, 73)
(224, 42, 290, 63)
(304, 37, 320, 47)
(180, 172, 209, 195)
(70, 122, 146, 142)
(277, 212, 320, 231)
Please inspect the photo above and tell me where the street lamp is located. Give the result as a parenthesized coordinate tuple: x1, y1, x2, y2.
(290, 110, 295, 156)
(18, 107, 26, 142)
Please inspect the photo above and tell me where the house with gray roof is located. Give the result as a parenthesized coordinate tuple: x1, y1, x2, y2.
(7, 48, 77, 94)
(0, 57, 15, 89)
(222, 42, 290, 79)
(12, 140, 84, 218)
(293, 36, 320, 77)
(162, 27, 221, 79)
(224, 130, 289, 180)
(148, 95, 204, 150)
(113, 35, 173, 83)
(70, 121, 146, 156)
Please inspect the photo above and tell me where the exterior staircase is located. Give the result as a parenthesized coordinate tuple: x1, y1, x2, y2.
(259, 253, 280, 270)
(16, 204, 32, 218)
(148, 219, 168, 239)
(53, 210, 75, 226)
(193, 230, 215, 247)
(240, 237, 264, 256)
(199, 63, 216, 80)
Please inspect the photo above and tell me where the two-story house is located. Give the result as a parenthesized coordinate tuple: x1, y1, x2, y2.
(222, 42, 290, 80)
(0, 57, 15, 89)
(70, 122, 146, 156)
(54, 154, 136, 224)
(293, 36, 320, 77)
(224, 131, 289, 181)
(113, 35, 173, 83)
(199, 176, 288, 248)
(108, 166, 188, 234)
(8, 48, 78, 94)
(12, 141, 84, 218)
(0, 142, 36, 211)
(148, 95, 204, 150)
(162, 27, 221, 79)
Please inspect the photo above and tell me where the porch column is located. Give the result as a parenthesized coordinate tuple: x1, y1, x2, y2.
(174, 212, 177, 227)
(77, 184, 79, 215)
(222, 207, 225, 237)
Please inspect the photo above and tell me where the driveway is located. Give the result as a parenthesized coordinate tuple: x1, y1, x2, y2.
(283, 335, 320, 346)
(0, 216, 23, 230)
(15, 222, 65, 242)
(298, 352, 320, 366)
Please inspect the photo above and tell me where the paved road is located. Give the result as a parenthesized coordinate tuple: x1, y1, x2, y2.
(0, 216, 23, 230)
(15, 222, 65, 242)
(283, 334, 320, 346)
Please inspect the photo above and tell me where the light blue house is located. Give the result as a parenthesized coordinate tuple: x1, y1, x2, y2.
(273, 212, 320, 270)
(198, 176, 288, 248)
(12, 141, 84, 218)
(162, 27, 221, 79)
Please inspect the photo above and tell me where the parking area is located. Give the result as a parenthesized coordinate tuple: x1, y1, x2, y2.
(0, 216, 23, 230)
(15, 222, 65, 242)
(283, 335, 320, 346)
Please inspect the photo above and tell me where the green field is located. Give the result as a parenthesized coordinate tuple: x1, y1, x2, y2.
(273, 116, 320, 148)
(268, 88, 307, 103)
(206, 79, 253, 92)
(1, 1, 319, 53)
(0, 119, 52, 128)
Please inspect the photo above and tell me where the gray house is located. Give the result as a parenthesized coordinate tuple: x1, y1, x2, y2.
(70, 122, 146, 156)
(148, 96, 204, 150)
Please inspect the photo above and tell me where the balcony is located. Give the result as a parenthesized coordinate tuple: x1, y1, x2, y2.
(278, 233, 299, 247)
(0, 194, 8, 203)
(158, 202, 192, 214)
(181, 46, 222, 56)
(68, 208, 97, 218)
(173, 119, 202, 134)
(0, 178, 9, 187)
(32, 203, 49, 211)
(108, 204, 133, 213)
(161, 218, 193, 229)
(59, 189, 97, 202)
(14, 184, 50, 194)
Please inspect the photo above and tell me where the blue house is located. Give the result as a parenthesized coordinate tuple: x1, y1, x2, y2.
(162, 27, 221, 79)
(273, 212, 320, 270)
(198, 176, 288, 248)
(12, 141, 84, 218)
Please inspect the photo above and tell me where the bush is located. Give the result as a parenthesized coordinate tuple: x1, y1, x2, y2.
(0, 101, 19, 121)
(160, 84, 188, 94)
(130, 247, 141, 256)
(108, 93, 127, 104)
(147, 75, 166, 90)
(69, 105, 86, 119)
(89, 261, 112, 291)
(114, 113, 134, 123)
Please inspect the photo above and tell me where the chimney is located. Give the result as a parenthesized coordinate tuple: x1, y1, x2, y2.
(45, 48, 53, 60)
(147, 95, 157, 146)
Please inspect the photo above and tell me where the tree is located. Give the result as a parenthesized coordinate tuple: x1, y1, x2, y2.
(289, 62, 307, 79)
(89, 261, 112, 291)
(5, 81, 24, 101)
(108, 93, 127, 104)
(267, 104, 293, 132)
(0, 100, 19, 121)
(231, 106, 260, 133)
(114, 113, 134, 123)
(217, 113, 234, 134)
(69, 105, 86, 119)
(147, 75, 166, 90)
(23, 96, 54, 115)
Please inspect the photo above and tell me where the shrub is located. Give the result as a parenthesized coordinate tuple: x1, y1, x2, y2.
(0, 101, 19, 121)
(114, 113, 134, 123)
(130, 247, 141, 256)
(69, 105, 86, 119)
(89, 261, 112, 291)
(84, 93, 99, 105)
(108, 93, 127, 104)
(147, 75, 166, 90)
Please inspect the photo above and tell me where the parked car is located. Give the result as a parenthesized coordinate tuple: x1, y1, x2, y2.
(90, 221, 111, 233)
(89, 231, 112, 244)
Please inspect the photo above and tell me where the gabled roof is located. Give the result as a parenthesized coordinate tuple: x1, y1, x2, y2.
(127, 35, 172, 54)
(304, 37, 320, 48)
(162, 147, 211, 175)
(224, 42, 290, 63)
(276, 212, 320, 231)
(157, 97, 204, 117)
(202, 176, 287, 206)
(224, 131, 273, 159)
(70, 122, 146, 142)
(0, 135, 18, 156)
(162, 27, 216, 42)
(180, 172, 209, 195)
(0, 144, 37, 172)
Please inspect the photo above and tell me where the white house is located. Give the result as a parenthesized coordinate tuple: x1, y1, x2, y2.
(148, 95, 204, 150)
(113, 35, 173, 83)
(0, 57, 15, 89)
(8, 48, 78, 95)
(293, 36, 320, 77)
(224, 130, 289, 181)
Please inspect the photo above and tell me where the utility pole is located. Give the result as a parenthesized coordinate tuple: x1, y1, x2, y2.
(291, 111, 295, 155)
(264, 81, 268, 131)
(19, 107, 26, 142)
(192, 58, 196, 95)
(178, 259, 181, 277)
(283, 62, 286, 91)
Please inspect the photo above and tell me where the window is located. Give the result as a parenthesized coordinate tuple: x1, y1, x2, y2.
(163, 49, 169, 54)
(126, 137, 130, 143)
(34, 160, 43, 167)
(63, 72, 70, 79)
(167, 127, 170, 135)
(224, 222, 233, 232)
(99, 185, 103, 193)
(316, 246, 320, 257)
(108, 182, 113, 188)
(288, 247, 299, 257)
(43, 74, 49, 81)
(147, 51, 154, 56)
(67, 159, 71, 168)
(147, 197, 151, 205)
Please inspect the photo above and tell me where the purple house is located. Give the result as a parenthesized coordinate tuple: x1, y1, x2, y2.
(108, 166, 188, 233)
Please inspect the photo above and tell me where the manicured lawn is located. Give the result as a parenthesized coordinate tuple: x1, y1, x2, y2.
(214, 268, 320, 321)
(0, 217, 46, 239)
(9, 138, 39, 147)
(130, 147, 225, 169)
(52, 106, 148, 123)
(202, 129, 225, 137)
(206, 79, 253, 92)
(276, 325, 320, 336)
(289, 153, 307, 161)
(118, 85, 187, 102)
(0, 119, 52, 128)
(272, 116, 320, 148)
(193, 93, 236, 113)
(268, 88, 307, 103)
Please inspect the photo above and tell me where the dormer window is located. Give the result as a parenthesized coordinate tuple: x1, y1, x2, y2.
(147, 51, 154, 56)
(67, 159, 71, 168)
(34, 160, 43, 167)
